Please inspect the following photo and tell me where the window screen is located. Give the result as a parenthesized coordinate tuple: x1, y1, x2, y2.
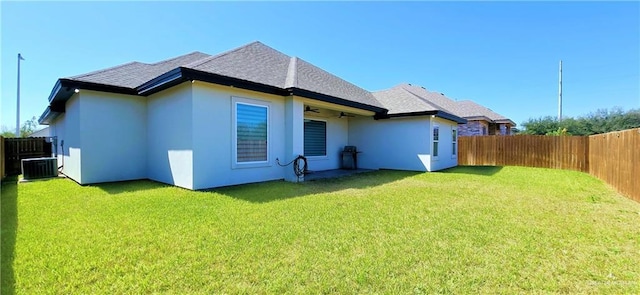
(304, 120, 326, 157)
(236, 103, 268, 162)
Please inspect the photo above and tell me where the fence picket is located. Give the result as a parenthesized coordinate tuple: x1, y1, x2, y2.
(459, 129, 640, 203)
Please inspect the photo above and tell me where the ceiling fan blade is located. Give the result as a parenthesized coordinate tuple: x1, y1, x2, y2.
(305, 106, 320, 113)
(339, 112, 354, 118)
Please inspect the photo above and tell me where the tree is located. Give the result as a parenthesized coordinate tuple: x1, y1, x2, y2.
(20, 116, 39, 137)
(520, 108, 640, 136)
(0, 116, 41, 138)
(1, 125, 15, 137)
(546, 127, 571, 136)
(520, 116, 559, 135)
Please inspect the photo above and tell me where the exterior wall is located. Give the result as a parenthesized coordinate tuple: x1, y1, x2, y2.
(458, 120, 489, 136)
(191, 82, 287, 189)
(46, 84, 465, 188)
(49, 115, 66, 169)
(427, 117, 458, 171)
(53, 94, 82, 182)
(348, 116, 431, 171)
(304, 114, 348, 172)
(79, 90, 147, 183)
(284, 96, 304, 182)
(349, 116, 458, 172)
(147, 83, 194, 189)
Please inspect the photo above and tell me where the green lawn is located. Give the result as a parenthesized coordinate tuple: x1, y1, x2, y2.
(2, 166, 639, 294)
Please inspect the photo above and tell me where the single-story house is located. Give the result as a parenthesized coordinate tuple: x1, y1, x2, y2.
(374, 83, 515, 136)
(38, 41, 466, 190)
(455, 100, 515, 136)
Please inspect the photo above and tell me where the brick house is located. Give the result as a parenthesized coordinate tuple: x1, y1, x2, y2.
(455, 100, 515, 136)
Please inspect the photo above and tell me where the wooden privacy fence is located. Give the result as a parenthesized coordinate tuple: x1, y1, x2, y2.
(0, 136, 4, 179)
(459, 135, 589, 172)
(458, 128, 640, 203)
(588, 129, 640, 203)
(3, 137, 55, 176)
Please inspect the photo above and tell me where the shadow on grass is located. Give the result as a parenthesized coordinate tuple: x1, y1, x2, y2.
(1, 176, 18, 295)
(76, 171, 420, 203)
(441, 165, 504, 176)
(91, 179, 173, 195)
(210, 170, 421, 203)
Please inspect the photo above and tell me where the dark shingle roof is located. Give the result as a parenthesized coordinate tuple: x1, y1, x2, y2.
(373, 83, 513, 125)
(456, 100, 514, 125)
(292, 57, 383, 109)
(187, 42, 290, 89)
(372, 84, 465, 123)
(371, 85, 442, 114)
(62, 41, 384, 110)
(69, 52, 211, 88)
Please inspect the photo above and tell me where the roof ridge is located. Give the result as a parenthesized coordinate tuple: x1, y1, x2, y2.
(184, 41, 268, 69)
(150, 51, 207, 66)
(399, 85, 444, 108)
(401, 84, 462, 113)
(284, 56, 298, 88)
(69, 61, 142, 79)
(397, 87, 442, 111)
(183, 55, 217, 69)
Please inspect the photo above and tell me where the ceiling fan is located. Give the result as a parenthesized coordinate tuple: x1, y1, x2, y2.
(338, 112, 354, 118)
(304, 106, 319, 113)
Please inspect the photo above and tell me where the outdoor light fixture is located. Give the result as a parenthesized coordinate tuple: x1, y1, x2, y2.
(74, 89, 80, 93)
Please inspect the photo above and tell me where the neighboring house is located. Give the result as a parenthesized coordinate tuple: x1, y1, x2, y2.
(455, 100, 515, 136)
(375, 83, 515, 136)
(38, 41, 465, 190)
(29, 126, 50, 137)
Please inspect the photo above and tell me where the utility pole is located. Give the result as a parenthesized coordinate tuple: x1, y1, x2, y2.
(558, 60, 563, 122)
(16, 53, 25, 137)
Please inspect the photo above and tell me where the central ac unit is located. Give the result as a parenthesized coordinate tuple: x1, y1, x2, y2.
(21, 157, 58, 180)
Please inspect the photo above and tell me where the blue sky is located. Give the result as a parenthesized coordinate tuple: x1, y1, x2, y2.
(1, 1, 638, 131)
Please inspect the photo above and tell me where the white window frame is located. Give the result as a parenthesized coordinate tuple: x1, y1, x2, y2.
(452, 127, 458, 159)
(303, 118, 328, 159)
(432, 125, 439, 160)
(232, 96, 271, 169)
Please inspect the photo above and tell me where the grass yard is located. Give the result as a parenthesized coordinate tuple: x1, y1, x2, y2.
(2, 166, 639, 294)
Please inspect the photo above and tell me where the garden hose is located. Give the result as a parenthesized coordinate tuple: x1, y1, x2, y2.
(276, 155, 308, 181)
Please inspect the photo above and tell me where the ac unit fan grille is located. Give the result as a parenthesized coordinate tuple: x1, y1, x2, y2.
(21, 157, 58, 180)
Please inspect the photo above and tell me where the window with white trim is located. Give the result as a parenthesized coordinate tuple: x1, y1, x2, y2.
(304, 119, 326, 157)
(433, 126, 439, 158)
(234, 100, 268, 164)
(452, 128, 457, 157)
